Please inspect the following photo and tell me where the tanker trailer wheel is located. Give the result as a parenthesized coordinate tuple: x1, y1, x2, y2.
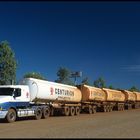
(75, 107, 81, 115)
(107, 105, 110, 112)
(5, 108, 17, 123)
(109, 105, 113, 112)
(42, 107, 50, 119)
(122, 105, 125, 111)
(35, 107, 42, 120)
(92, 106, 97, 114)
(64, 107, 70, 116)
(117, 105, 121, 111)
(70, 107, 75, 116)
(103, 105, 107, 112)
(88, 105, 93, 114)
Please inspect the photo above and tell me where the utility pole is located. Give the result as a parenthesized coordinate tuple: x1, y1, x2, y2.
(70, 71, 82, 85)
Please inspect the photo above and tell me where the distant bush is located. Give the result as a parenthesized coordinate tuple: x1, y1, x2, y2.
(23, 72, 46, 80)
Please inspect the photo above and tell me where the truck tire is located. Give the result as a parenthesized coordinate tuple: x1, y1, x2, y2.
(64, 107, 70, 116)
(119, 104, 123, 111)
(70, 107, 75, 116)
(92, 106, 96, 114)
(129, 104, 132, 110)
(109, 105, 113, 112)
(107, 105, 110, 112)
(88, 105, 93, 114)
(122, 105, 125, 111)
(6, 108, 17, 123)
(75, 107, 80, 115)
(42, 107, 50, 119)
(35, 107, 42, 120)
(103, 105, 107, 112)
(120, 105, 122, 111)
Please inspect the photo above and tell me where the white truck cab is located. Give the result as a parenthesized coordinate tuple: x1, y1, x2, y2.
(0, 85, 31, 122)
(0, 85, 30, 103)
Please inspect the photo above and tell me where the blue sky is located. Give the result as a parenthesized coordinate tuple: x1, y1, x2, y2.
(0, 1, 140, 89)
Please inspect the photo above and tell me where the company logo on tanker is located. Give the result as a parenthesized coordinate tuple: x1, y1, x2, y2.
(50, 87, 54, 95)
(90, 91, 104, 97)
(50, 87, 74, 96)
(112, 93, 122, 99)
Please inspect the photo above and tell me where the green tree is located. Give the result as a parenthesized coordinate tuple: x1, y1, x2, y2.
(108, 85, 115, 89)
(55, 67, 74, 85)
(129, 86, 139, 92)
(24, 72, 46, 80)
(81, 77, 90, 85)
(0, 40, 17, 85)
(93, 77, 106, 88)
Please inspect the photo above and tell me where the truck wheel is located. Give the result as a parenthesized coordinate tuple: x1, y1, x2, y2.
(118, 105, 121, 111)
(107, 105, 110, 112)
(129, 104, 132, 110)
(75, 107, 80, 115)
(6, 109, 17, 123)
(88, 105, 93, 114)
(64, 107, 70, 116)
(103, 106, 107, 112)
(109, 105, 113, 112)
(42, 107, 50, 119)
(92, 106, 96, 114)
(35, 108, 42, 120)
(120, 105, 122, 111)
(122, 105, 125, 111)
(135, 104, 138, 109)
(70, 107, 75, 116)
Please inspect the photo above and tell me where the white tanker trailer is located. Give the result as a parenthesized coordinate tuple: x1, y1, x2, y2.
(22, 78, 82, 103)
(0, 78, 82, 123)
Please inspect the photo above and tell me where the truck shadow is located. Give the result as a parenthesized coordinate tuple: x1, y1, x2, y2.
(0, 116, 36, 123)
(16, 116, 36, 122)
(0, 119, 7, 123)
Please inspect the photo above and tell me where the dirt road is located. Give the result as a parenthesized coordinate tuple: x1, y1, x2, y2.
(0, 109, 140, 138)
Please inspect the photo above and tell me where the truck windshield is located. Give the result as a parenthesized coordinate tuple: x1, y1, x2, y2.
(0, 88, 14, 96)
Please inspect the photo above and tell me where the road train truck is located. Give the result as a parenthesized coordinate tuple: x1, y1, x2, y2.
(0, 78, 82, 123)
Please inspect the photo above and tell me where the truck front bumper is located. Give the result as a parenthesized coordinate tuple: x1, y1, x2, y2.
(0, 111, 8, 119)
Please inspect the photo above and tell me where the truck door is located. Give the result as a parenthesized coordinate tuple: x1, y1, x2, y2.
(12, 88, 22, 101)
